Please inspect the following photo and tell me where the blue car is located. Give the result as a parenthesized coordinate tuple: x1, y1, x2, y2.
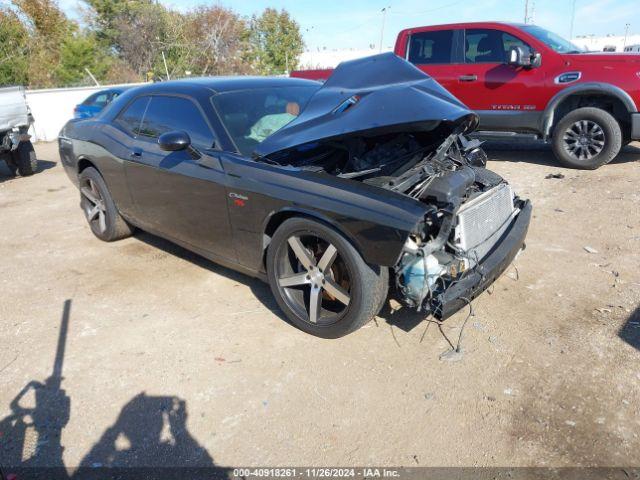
(74, 88, 128, 119)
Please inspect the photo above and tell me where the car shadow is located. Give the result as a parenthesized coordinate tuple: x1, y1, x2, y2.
(0, 158, 57, 183)
(618, 306, 640, 352)
(483, 140, 640, 167)
(0, 300, 229, 480)
(133, 231, 286, 321)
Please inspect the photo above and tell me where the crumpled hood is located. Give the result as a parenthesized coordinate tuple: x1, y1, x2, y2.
(254, 53, 478, 158)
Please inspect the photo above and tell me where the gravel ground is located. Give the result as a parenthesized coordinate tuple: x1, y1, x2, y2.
(0, 141, 639, 470)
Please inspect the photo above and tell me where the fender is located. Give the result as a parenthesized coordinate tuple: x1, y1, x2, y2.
(541, 82, 637, 138)
(261, 206, 410, 268)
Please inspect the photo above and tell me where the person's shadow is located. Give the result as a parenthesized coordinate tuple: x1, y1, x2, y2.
(78, 393, 214, 469)
(0, 301, 227, 480)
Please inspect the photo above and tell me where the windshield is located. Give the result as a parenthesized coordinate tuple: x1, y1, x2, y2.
(212, 86, 319, 157)
(521, 25, 584, 53)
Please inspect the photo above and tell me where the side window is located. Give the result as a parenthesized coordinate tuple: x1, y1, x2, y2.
(407, 30, 454, 64)
(502, 33, 531, 56)
(114, 97, 150, 136)
(84, 92, 110, 108)
(139, 96, 216, 148)
(465, 29, 504, 63)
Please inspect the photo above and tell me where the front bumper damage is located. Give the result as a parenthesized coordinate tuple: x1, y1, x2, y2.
(433, 199, 531, 319)
(396, 186, 532, 320)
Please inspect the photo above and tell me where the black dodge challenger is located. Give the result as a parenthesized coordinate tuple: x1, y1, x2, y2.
(59, 53, 532, 338)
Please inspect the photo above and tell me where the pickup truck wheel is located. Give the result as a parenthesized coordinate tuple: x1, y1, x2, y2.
(267, 217, 388, 338)
(13, 142, 38, 176)
(552, 107, 622, 170)
(79, 167, 133, 241)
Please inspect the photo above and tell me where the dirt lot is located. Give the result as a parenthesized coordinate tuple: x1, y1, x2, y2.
(1, 141, 639, 470)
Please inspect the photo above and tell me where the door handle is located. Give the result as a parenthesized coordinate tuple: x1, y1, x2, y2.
(129, 148, 143, 158)
(459, 74, 478, 82)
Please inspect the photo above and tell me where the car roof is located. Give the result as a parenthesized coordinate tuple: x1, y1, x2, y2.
(127, 76, 320, 96)
(400, 21, 530, 33)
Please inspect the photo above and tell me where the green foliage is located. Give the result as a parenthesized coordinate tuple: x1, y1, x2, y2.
(248, 8, 305, 75)
(0, 1, 305, 88)
(55, 33, 111, 86)
(0, 8, 30, 86)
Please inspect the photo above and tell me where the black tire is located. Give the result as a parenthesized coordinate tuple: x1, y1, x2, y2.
(551, 107, 622, 170)
(267, 217, 388, 338)
(78, 167, 133, 241)
(2, 157, 17, 177)
(12, 141, 38, 176)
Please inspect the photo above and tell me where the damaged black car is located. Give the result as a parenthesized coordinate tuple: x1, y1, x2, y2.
(58, 53, 532, 338)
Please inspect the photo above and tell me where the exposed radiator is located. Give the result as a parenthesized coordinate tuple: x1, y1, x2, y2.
(454, 183, 516, 263)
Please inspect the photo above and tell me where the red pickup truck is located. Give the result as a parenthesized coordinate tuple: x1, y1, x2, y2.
(292, 22, 640, 169)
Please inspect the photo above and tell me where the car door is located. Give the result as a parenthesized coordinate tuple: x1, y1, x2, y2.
(122, 94, 236, 261)
(405, 28, 463, 94)
(448, 28, 547, 132)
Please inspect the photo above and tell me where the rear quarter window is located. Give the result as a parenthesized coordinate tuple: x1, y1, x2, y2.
(114, 97, 150, 136)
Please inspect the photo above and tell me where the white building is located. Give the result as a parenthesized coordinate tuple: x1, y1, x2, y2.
(570, 34, 640, 53)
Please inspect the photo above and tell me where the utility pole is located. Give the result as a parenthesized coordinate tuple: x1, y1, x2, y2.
(379, 6, 390, 53)
(524, 0, 536, 24)
(623, 23, 631, 48)
(569, 0, 577, 39)
(162, 51, 170, 81)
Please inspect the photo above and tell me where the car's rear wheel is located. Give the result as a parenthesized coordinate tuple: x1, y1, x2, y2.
(12, 142, 38, 176)
(267, 217, 388, 338)
(79, 167, 133, 241)
(552, 107, 622, 169)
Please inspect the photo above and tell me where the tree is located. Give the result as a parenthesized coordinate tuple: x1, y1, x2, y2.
(11, 0, 75, 87)
(162, 5, 250, 78)
(248, 8, 304, 75)
(0, 8, 30, 86)
(55, 33, 111, 86)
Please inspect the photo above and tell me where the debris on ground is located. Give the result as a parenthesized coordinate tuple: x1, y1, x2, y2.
(545, 173, 565, 179)
(439, 348, 464, 362)
(583, 246, 598, 254)
(472, 321, 487, 332)
(595, 307, 612, 314)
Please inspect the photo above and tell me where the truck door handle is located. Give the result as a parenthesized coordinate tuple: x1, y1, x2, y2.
(459, 74, 478, 82)
(129, 148, 142, 158)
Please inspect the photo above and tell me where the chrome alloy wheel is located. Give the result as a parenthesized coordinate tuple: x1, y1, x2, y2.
(562, 119, 606, 161)
(80, 178, 107, 233)
(275, 234, 351, 325)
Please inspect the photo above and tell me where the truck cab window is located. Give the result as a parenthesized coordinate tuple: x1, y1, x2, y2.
(408, 30, 454, 64)
(466, 29, 531, 63)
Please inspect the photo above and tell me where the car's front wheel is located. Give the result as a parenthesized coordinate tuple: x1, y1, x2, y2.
(79, 167, 133, 242)
(551, 107, 622, 169)
(267, 217, 388, 338)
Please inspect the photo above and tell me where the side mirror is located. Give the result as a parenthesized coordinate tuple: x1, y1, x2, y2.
(531, 52, 542, 68)
(159, 130, 191, 151)
(507, 46, 539, 68)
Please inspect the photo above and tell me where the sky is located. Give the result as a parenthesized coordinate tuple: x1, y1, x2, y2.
(58, 0, 639, 51)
